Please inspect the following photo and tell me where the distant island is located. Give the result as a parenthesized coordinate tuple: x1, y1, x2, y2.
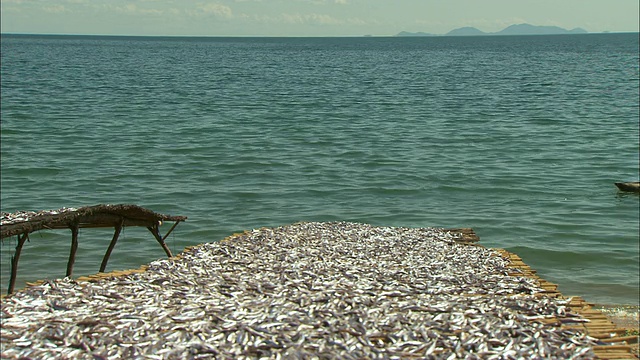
(397, 24, 588, 37)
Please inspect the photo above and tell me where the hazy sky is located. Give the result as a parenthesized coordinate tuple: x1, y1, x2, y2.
(2, 0, 638, 37)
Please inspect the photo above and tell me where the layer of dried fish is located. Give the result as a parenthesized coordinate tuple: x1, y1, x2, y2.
(1, 207, 78, 226)
(1, 222, 597, 359)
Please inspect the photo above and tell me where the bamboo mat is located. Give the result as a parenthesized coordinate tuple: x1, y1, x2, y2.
(495, 249, 638, 359)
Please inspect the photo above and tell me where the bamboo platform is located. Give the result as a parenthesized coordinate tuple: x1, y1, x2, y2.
(2, 223, 637, 358)
(0, 204, 187, 295)
(408, 228, 638, 359)
(447, 229, 637, 359)
(57, 226, 639, 358)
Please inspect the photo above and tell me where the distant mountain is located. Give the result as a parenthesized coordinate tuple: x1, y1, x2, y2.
(396, 23, 588, 37)
(445, 27, 486, 36)
(495, 24, 588, 35)
(395, 31, 436, 37)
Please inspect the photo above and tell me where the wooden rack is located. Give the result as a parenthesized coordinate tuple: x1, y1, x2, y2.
(0, 204, 186, 294)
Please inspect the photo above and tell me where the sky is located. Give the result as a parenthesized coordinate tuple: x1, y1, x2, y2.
(1, 0, 639, 37)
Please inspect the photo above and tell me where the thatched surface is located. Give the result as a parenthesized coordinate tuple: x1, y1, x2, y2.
(0, 204, 187, 239)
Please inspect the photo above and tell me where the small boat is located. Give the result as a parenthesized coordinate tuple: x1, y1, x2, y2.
(614, 182, 640, 193)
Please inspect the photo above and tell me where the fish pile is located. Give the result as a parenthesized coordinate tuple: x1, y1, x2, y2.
(0, 207, 78, 226)
(1, 222, 597, 359)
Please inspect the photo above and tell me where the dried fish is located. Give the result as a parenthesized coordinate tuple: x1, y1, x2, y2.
(1, 207, 78, 226)
(1, 222, 597, 358)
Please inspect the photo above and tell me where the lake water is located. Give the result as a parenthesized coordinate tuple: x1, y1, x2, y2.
(1, 33, 638, 305)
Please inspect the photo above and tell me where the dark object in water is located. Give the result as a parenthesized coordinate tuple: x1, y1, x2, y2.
(614, 182, 640, 193)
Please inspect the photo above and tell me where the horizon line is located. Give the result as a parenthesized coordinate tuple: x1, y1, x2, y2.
(2, 31, 638, 38)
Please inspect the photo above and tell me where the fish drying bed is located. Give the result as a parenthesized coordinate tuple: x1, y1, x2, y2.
(0, 222, 636, 359)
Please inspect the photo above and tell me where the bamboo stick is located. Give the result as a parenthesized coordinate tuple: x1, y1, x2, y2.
(599, 335, 639, 344)
(593, 344, 636, 350)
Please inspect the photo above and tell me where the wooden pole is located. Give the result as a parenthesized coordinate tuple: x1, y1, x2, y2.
(66, 224, 79, 277)
(8, 233, 29, 295)
(161, 220, 182, 242)
(99, 218, 124, 273)
(147, 223, 173, 258)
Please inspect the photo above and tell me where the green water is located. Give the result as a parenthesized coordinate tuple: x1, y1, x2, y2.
(1, 34, 638, 304)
